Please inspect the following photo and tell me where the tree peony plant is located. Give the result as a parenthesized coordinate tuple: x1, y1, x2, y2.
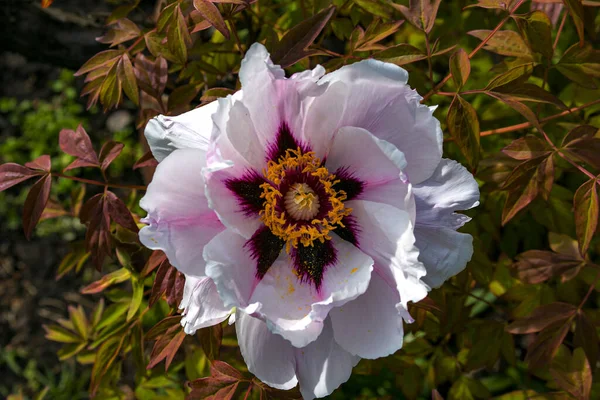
(139, 43, 478, 399)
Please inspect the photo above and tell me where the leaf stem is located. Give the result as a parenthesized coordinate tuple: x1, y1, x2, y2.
(421, 0, 527, 102)
(52, 172, 147, 191)
(578, 271, 600, 309)
(480, 99, 600, 137)
(553, 10, 568, 51)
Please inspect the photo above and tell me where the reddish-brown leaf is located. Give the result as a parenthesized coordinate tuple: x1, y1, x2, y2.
(133, 150, 159, 170)
(573, 179, 599, 255)
(574, 311, 599, 369)
(25, 155, 51, 172)
(392, 0, 441, 33)
(146, 315, 182, 340)
(449, 49, 470, 88)
(193, 0, 230, 39)
(75, 50, 124, 77)
(150, 260, 185, 308)
(23, 174, 52, 239)
(564, 135, 600, 171)
(96, 18, 141, 47)
(270, 7, 335, 67)
(503, 135, 552, 160)
(506, 302, 577, 334)
(0, 163, 38, 192)
(561, 125, 598, 146)
(40, 199, 68, 221)
(447, 95, 480, 169)
(513, 250, 584, 284)
(563, 0, 586, 46)
(98, 141, 124, 171)
(525, 319, 571, 370)
(198, 323, 223, 361)
(141, 251, 167, 277)
(80, 194, 111, 269)
(59, 125, 99, 170)
(81, 268, 131, 294)
(41, 0, 53, 7)
(550, 347, 592, 400)
(147, 324, 186, 370)
(134, 54, 168, 99)
(105, 191, 139, 232)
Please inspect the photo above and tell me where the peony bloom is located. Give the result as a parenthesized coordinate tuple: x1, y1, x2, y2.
(139, 43, 479, 399)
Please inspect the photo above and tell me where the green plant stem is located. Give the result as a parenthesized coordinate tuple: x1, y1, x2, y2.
(421, 0, 527, 102)
(52, 172, 147, 191)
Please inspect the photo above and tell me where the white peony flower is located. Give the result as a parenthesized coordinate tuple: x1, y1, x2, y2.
(139, 43, 479, 399)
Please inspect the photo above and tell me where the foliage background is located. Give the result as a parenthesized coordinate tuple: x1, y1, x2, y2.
(1, 0, 600, 399)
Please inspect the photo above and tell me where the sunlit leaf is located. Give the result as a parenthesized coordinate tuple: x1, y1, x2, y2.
(573, 179, 599, 254)
(449, 48, 470, 89)
(447, 95, 480, 169)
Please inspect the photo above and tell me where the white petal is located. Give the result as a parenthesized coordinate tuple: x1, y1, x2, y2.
(204, 229, 257, 310)
(179, 276, 230, 334)
(317, 59, 443, 184)
(294, 318, 360, 399)
(415, 226, 474, 288)
(330, 273, 404, 359)
(345, 200, 428, 309)
(236, 312, 299, 390)
(145, 101, 218, 162)
(413, 158, 480, 229)
(412, 159, 479, 288)
(139, 148, 224, 276)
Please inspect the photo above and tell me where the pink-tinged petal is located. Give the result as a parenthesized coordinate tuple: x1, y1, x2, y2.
(252, 236, 373, 347)
(205, 229, 373, 348)
(235, 43, 325, 154)
(145, 101, 218, 162)
(345, 200, 428, 309)
(325, 126, 415, 220)
(329, 273, 404, 359)
(204, 168, 263, 239)
(316, 59, 443, 184)
(139, 148, 224, 276)
(236, 312, 299, 390)
(179, 276, 230, 334)
(294, 318, 360, 400)
(412, 159, 479, 288)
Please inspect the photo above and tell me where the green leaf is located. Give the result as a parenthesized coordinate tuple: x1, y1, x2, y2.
(468, 30, 531, 58)
(75, 50, 123, 76)
(117, 53, 139, 106)
(90, 335, 125, 396)
(550, 347, 592, 399)
(563, 0, 586, 46)
(270, 7, 335, 67)
(506, 302, 577, 334)
(392, 0, 441, 33)
(513, 11, 553, 59)
(573, 179, 599, 254)
(372, 43, 427, 65)
(449, 48, 470, 89)
(354, 0, 394, 19)
(43, 324, 82, 343)
(127, 277, 144, 321)
(465, 0, 515, 10)
(81, 268, 131, 294)
(556, 42, 600, 88)
(485, 62, 534, 90)
(167, 5, 191, 64)
(99, 62, 122, 110)
(490, 82, 566, 109)
(447, 95, 480, 168)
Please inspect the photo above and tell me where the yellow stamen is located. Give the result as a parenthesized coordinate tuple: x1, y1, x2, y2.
(259, 148, 352, 251)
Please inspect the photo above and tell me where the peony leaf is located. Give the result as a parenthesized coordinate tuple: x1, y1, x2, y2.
(90, 335, 125, 395)
(513, 250, 584, 284)
(449, 48, 470, 89)
(99, 141, 124, 171)
(502, 135, 552, 160)
(468, 30, 531, 58)
(147, 324, 186, 370)
(197, 324, 223, 361)
(513, 11, 553, 59)
(270, 7, 335, 67)
(0, 163, 39, 192)
(447, 95, 480, 169)
(465, 0, 515, 9)
(106, 191, 139, 232)
(193, 0, 230, 39)
(117, 53, 139, 106)
(23, 174, 52, 239)
(133, 150, 159, 170)
(59, 125, 99, 169)
(81, 268, 131, 294)
(574, 311, 599, 369)
(506, 302, 577, 334)
(372, 43, 427, 65)
(573, 179, 599, 255)
(563, 0, 586, 46)
(354, 0, 395, 19)
(550, 347, 592, 399)
(392, 0, 441, 33)
(485, 62, 534, 90)
(525, 319, 571, 370)
(25, 155, 51, 172)
(556, 42, 600, 88)
(75, 50, 124, 76)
